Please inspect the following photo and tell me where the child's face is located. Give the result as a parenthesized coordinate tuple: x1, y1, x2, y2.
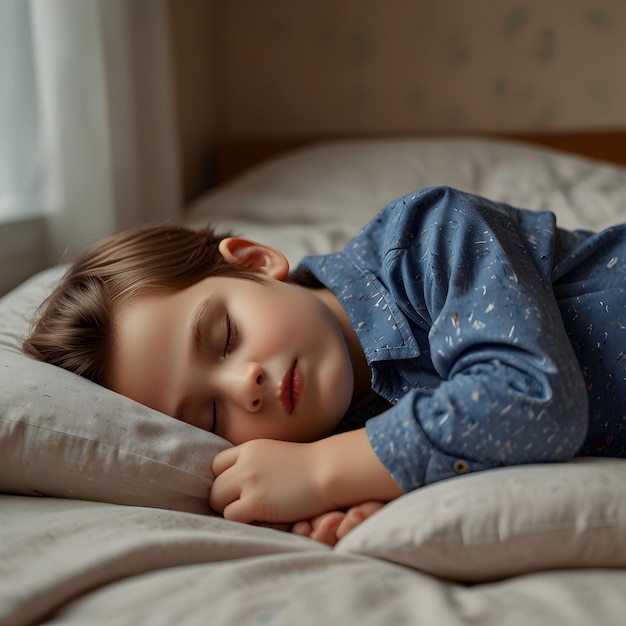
(108, 270, 356, 445)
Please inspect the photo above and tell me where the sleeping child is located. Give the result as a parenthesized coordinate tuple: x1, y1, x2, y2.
(23, 186, 626, 546)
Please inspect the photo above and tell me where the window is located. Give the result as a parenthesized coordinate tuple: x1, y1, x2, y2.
(0, 0, 181, 296)
(0, 1, 48, 296)
(0, 0, 42, 221)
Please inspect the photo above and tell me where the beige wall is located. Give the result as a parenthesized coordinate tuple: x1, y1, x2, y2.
(168, 0, 626, 195)
(215, 0, 626, 136)
(168, 0, 218, 202)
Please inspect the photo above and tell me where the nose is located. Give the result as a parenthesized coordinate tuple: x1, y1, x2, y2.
(232, 362, 265, 412)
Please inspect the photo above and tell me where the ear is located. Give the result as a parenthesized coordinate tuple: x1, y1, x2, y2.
(218, 237, 290, 280)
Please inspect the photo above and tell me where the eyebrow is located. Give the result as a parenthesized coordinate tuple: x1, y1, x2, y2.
(191, 296, 218, 357)
(175, 296, 219, 422)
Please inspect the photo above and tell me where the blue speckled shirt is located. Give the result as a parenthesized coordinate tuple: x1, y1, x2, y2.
(295, 186, 626, 492)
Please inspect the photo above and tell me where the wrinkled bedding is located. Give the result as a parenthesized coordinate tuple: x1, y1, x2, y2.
(2, 474, 626, 626)
(2, 138, 626, 625)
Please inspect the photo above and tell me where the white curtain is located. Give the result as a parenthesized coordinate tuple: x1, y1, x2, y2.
(0, 0, 40, 221)
(0, 0, 182, 291)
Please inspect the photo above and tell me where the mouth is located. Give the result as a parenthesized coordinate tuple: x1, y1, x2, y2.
(279, 360, 302, 414)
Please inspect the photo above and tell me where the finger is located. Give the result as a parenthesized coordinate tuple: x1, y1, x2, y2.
(291, 520, 313, 537)
(310, 514, 343, 547)
(310, 511, 344, 533)
(360, 501, 386, 516)
(211, 446, 239, 477)
(222, 499, 257, 524)
(336, 502, 385, 540)
(336, 507, 366, 540)
(208, 471, 242, 514)
(336, 515, 358, 540)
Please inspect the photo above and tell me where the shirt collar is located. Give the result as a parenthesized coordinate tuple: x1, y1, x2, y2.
(297, 251, 421, 365)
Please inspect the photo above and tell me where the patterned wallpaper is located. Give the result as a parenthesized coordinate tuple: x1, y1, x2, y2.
(216, 0, 626, 135)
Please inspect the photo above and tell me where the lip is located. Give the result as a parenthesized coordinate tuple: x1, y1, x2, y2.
(279, 361, 302, 414)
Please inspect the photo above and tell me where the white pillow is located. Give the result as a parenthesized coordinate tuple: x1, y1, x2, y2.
(4, 138, 626, 520)
(186, 138, 626, 259)
(0, 268, 230, 514)
(336, 457, 626, 583)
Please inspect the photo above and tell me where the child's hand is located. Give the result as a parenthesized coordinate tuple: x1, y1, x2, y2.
(292, 501, 385, 547)
(209, 439, 329, 524)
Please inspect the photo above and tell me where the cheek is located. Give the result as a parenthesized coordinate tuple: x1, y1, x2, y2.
(327, 349, 354, 415)
(222, 419, 282, 445)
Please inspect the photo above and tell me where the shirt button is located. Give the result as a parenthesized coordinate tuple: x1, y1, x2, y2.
(453, 460, 470, 474)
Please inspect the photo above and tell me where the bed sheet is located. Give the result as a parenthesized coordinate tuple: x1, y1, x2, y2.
(2, 491, 626, 626)
(3, 138, 626, 626)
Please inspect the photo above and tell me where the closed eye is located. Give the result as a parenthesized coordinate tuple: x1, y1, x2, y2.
(224, 315, 237, 356)
(211, 400, 218, 434)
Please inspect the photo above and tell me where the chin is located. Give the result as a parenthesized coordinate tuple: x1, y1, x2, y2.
(330, 378, 354, 425)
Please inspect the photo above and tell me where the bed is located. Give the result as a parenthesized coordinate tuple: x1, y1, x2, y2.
(2, 134, 626, 625)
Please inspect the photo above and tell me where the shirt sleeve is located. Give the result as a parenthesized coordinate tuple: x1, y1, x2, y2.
(365, 186, 590, 491)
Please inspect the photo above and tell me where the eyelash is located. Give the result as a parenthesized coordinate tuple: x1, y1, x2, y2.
(223, 315, 236, 356)
(211, 315, 237, 433)
(211, 400, 218, 434)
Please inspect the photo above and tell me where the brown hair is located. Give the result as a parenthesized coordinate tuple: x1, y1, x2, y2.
(22, 224, 252, 386)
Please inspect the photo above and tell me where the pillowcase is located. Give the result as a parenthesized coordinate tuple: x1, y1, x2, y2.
(336, 457, 626, 583)
(0, 267, 230, 514)
(186, 138, 626, 250)
(4, 138, 626, 521)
